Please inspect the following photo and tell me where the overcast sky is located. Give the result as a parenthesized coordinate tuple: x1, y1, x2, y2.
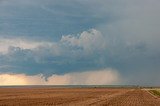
(0, 0, 160, 85)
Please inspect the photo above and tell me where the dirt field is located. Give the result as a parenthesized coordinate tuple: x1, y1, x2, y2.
(0, 87, 159, 106)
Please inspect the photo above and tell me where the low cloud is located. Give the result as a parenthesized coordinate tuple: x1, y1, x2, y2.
(0, 28, 160, 85)
(0, 29, 108, 76)
(0, 69, 121, 85)
(0, 38, 55, 54)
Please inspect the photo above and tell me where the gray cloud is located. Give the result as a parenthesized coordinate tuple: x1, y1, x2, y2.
(96, 0, 160, 85)
(0, 0, 160, 85)
(0, 29, 108, 77)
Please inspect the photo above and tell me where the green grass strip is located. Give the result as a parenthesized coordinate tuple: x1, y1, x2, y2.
(149, 90, 160, 97)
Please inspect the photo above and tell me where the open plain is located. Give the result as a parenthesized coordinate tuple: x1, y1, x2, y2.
(0, 87, 159, 106)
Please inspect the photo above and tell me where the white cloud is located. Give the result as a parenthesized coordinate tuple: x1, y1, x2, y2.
(0, 69, 121, 85)
(61, 29, 106, 54)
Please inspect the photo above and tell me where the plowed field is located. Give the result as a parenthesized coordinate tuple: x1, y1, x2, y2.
(0, 88, 159, 106)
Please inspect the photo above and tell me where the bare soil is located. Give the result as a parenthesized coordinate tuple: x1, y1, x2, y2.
(0, 87, 159, 106)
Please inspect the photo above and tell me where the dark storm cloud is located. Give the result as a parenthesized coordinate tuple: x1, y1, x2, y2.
(0, 0, 160, 85)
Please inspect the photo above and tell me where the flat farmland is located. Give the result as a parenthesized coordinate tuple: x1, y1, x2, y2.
(0, 87, 159, 106)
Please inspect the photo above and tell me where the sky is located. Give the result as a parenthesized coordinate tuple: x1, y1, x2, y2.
(0, 0, 160, 85)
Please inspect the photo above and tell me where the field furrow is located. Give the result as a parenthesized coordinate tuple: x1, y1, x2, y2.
(0, 88, 159, 106)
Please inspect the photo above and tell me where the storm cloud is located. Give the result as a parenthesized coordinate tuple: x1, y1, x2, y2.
(0, 0, 160, 85)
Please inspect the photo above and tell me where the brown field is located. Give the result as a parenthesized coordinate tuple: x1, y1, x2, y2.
(0, 87, 160, 106)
